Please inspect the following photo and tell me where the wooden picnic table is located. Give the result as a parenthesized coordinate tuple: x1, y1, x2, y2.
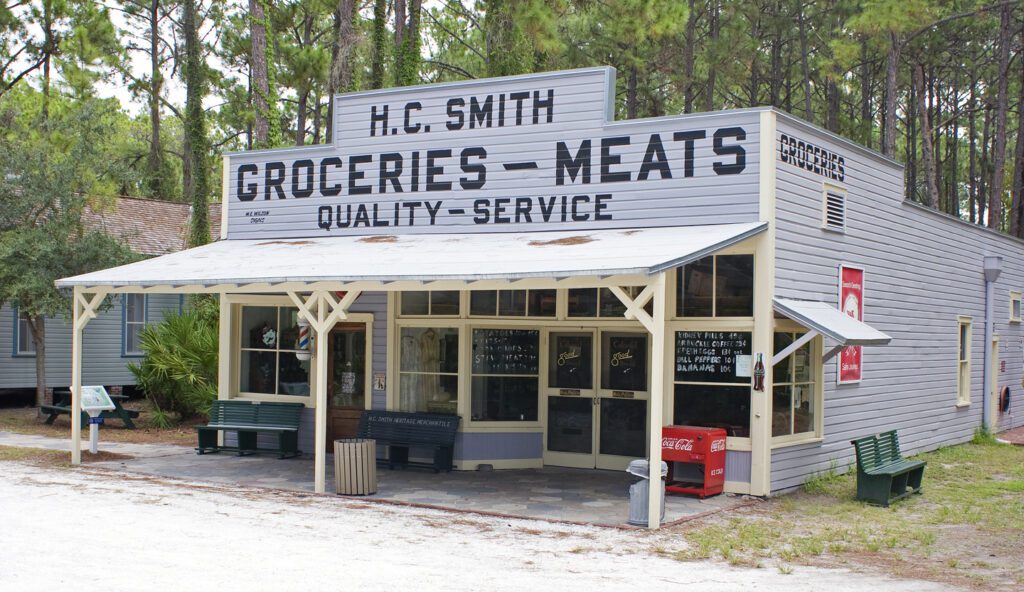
(40, 389, 140, 429)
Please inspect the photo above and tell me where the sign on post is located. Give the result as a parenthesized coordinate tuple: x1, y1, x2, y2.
(79, 386, 115, 454)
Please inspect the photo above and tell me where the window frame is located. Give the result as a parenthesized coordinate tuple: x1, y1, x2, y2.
(1010, 291, 1022, 323)
(122, 294, 148, 357)
(469, 325, 542, 424)
(12, 306, 36, 357)
(398, 290, 462, 317)
(397, 325, 460, 414)
(770, 326, 825, 447)
(674, 254, 755, 319)
(956, 316, 972, 407)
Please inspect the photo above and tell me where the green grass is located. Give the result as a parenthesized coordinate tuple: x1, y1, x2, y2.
(0, 445, 67, 464)
(673, 439, 1024, 584)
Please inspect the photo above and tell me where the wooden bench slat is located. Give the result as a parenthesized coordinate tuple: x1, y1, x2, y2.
(850, 430, 926, 507)
(356, 410, 460, 473)
(196, 400, 304, 458)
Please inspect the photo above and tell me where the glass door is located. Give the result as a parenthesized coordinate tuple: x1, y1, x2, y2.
(327, 323, 367, 444)
(543, 330, 650, 470)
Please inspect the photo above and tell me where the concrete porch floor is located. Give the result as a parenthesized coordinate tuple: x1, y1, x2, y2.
(94, 449, 745, 526)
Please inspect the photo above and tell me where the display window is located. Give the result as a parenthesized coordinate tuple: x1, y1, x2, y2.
(398, 327, 459, 413)
(676, 254, 754, 317)
(772, 332, 816, 438)
(470, 328, 540, 422)
(238, 306, 310, 396)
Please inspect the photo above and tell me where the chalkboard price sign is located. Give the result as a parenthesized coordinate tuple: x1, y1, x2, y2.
(472, 329, 540, 375)
(675, 331, 752, 383)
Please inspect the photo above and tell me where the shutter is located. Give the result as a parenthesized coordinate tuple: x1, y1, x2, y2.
(823, 190, 846, 231)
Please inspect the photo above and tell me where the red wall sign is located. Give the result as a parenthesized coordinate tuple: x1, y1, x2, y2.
(839, 265, 864, 384)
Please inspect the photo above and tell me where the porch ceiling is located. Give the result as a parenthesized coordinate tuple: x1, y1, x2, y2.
(55, 222, 766, 293)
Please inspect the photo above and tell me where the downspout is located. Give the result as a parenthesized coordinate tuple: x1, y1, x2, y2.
(982, 256, 1002, 432)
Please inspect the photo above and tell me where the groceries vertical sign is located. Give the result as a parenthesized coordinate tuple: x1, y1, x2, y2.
(838, 265, 864, 384)
(225, 67, 761, 239)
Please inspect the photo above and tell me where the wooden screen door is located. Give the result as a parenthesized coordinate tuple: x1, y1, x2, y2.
(327, 323, 368, 443)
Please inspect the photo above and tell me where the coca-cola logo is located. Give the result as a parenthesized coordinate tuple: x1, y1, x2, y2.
(661, 437, 694, 451)
(710, 439, 726, 453)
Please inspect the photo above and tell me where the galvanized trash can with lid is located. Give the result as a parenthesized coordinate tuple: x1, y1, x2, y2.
(334, 438, 377, 495)
(626, 459, 668, 526)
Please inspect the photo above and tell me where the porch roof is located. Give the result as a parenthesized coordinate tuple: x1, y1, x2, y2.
(56, 222, 766, 290)
(773, 297, 891, 346)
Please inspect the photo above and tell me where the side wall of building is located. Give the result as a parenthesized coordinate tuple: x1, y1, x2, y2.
(0, 295, 183, 391)
(771, 113, 1024, 492)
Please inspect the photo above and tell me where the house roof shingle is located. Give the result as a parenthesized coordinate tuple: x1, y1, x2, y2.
(83, 197, 222, 256)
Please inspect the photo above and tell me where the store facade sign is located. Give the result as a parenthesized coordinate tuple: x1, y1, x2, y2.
(226, 67, 761, 239)
(838, 264, 865, 384)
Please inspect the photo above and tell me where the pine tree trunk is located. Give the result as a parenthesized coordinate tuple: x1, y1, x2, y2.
(704, 1, 719, 112)
(882, 32, 900, 158)
(295, 11, 314, 146)
(949, 72, 959, 217)
(627, 67, 638, 119)
(1010, 49, 1024, 238)
(987, 3, 1012, 230)
(859, 38, 871, 147)
(326, 0, 356, 143)
(370, 0, 387, 90)
(250, 0, 270, 147)
(183, 0, 209, 247)
(682, 0, 696, 114)
(969, 84, 977, 223)
(980, 107, 991, 224)
(30, 317, 46, 410)
(913, 64, 940, 209)
(146, 0, 163, 197)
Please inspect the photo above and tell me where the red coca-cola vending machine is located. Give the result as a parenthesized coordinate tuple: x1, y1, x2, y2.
(662, 425, 727, 498)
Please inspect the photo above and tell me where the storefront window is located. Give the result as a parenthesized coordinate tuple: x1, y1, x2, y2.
(677, 255, 754, 317)
(399, 327, 459, 413)
(471, 328, 539, 421)
(601, 332, 648, 392)
(400, 291, 460, 316)
(569, 287, 651, 318)
(239, 306, 309, 396)
(672, 331, 752, 437)
(772, 332, 816, 437)
(470, 290, 555, 317)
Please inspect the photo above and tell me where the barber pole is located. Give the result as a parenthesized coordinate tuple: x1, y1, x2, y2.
(296, 318, 311, 362)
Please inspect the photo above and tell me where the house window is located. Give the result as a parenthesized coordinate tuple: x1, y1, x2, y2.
(399, 291, 460, 316)
(568, 287, 651, 318)
(14, 310, 35, 356)
(398, 327, 459, 413)
(957, 317, 972, 406)
(772, 332, 817, 438)
(1010, 291, 1022, 323)
(123, 294, 147, 356)
(470, 290, 556, 317)
(471, 328, 540, 422)
(677, 255, 754, 317)
(238, 306, 310, 396)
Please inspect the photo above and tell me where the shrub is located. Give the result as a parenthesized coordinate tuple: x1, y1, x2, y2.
(128, 297, 218, 425)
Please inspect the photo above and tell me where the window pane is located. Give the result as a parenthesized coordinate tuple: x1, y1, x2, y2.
(528, 289, 557, 317)
(794, 341, 812, 382)
(240, 351, 277, 394)
(673, 384, 751, 438)
(471, 376, 538, 421)
(567, 288, 598, 317)
(242, 306, 279, 349)
(715, 255, 754, 316)
(18, 316, 35, 354)
(959, 323, 969, 361)
(772, 385, 793, 437)
(547, 396, 593, 454)
(599, 288, 626, 317)
(498, 290, 527, 316)
(278, 308, 302, 351)
(773, 333, 793, 382)
(400, 327, 459, 373)
(279, 351, 310, 396)
(470, 291, 497, 315)
(472, 329, 539, 375)
(599, 398, 647, 457)
(1014, 299, 1022, 319)
(125, 325, 142, 355)
(431, 291, 460, 315)
(601, 333, 648, 392)
(678, 257, 714, 316)
(401, 291, 429, 315)
(126, 295, 145, 323)
(399, 373, 458, 413)
(548, 333, 593, 390)
(793, 383, 814, 434)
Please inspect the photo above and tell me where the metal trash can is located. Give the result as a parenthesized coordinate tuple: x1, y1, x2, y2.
(334, 438, 377, 495)
(626, 459, 668, 526)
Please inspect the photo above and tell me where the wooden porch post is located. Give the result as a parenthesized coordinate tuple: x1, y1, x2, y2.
(70, 287, 105, 465)
(646, 272, 669, 529)
(313, 293, 329, 493)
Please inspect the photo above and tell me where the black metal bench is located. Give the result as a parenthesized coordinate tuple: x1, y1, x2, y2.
(850, 430, 926, 507)
(356, 410, 460, 473)
(196, 400, 304, 459)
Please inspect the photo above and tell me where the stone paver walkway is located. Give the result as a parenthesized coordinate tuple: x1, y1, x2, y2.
(996, 425, 1024, 445)
(0, 431, 745, 526)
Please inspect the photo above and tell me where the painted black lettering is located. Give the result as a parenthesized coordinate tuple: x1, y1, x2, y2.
(469, 96, 493, 129)
(353, 204, 371, 227)
(291, 159, 315, 198)
(515, 197, 533, 223)
(510, 91, 529, 125)
(459, 147, 487, 190)
(370, 105, 388, 137)
(379, 153, 404, 193)
(426, 149, 452, 191)
(403, 102, 422, 133)
(410, 151, 420, 192)
(473, 199, 490, 224)
(538, 196, 557, 221)
(319, 157, 343, 196)
(348, 154, 373, 195)
(672, 130, 706, 178)
(712, 127, 746, 175)
(425, 201, 442, 225)
(571, 195, 590, 221)
(594, 194, 612, 221)
(372, 203, 390, 227)
(317, 205, 332, 230)
(264, 162, 286, 199)
(556, 140, 592, 185)
(779, 134, 790, 163)
(494, 197, 511, 224)
(446, 98, 465, 130)
(533, 89, 554, 124)
(638, 134, 671, 181)
(600, 136, 631, 183)
(237, 163, 258, 201)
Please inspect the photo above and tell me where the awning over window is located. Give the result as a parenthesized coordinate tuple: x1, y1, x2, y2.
(773, 297, 891, 346)
(56, 222, 767, 290)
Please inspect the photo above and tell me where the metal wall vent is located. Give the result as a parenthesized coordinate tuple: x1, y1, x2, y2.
(823, 189, 846, 231)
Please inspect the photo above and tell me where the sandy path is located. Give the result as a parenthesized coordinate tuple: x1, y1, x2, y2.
(0, 462, 956, 592)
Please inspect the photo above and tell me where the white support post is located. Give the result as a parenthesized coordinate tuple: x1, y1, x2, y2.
(287, 289, 362, 494)
(647, 272, 669, 529)
(70, 288, 105, 465)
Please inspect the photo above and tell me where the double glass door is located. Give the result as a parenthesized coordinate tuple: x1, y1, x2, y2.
(544, 330, 649, 470)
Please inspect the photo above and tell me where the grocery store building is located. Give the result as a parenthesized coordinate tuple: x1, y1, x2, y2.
(58, 67, 1024, 528)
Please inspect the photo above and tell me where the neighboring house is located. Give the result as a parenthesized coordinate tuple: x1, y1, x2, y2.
(0, 197, 220, 397)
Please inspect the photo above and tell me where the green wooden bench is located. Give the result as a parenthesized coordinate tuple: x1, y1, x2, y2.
(196, 400, 303, 459)
(850, 430, 926, 507)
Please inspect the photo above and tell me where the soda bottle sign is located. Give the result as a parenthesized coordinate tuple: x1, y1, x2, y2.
(661, 437, 694, 451)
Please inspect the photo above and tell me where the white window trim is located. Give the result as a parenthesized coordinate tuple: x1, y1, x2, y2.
(770, 323, 825, 448)
(957, 316, 972, 407)
(1009, 291, 1022, 323)
(14, 309, 36, 357)
(122, 294, 148, 357)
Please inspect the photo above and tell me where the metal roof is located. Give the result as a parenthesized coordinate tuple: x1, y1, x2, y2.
(773, 297, 891, 346)
(56, 222, 766, 289)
